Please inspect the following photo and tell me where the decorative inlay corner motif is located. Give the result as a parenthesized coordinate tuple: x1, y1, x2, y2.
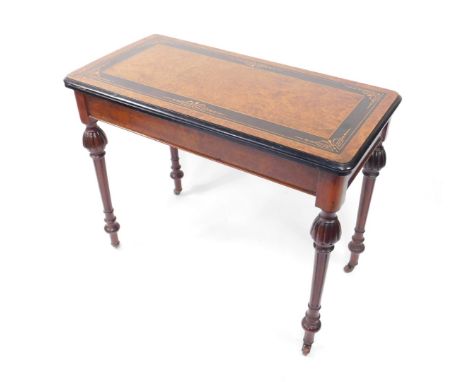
(347, 85, 383, 105)
(298, 130, 351, 153)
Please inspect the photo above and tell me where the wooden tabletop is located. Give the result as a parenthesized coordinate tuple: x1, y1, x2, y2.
(65, 35, 401, 174)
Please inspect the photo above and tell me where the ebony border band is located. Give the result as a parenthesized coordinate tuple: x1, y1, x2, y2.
(64, 35, 401, 174)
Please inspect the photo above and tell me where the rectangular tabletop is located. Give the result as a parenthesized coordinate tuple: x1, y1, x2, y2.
(65, 35, 401, 174)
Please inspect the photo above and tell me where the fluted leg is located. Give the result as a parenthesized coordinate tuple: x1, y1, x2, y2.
(169, 146, 184, 195)
(302, 211, 341, 355)
(344, 144, 386, 273)
(83, 120, 120, 247)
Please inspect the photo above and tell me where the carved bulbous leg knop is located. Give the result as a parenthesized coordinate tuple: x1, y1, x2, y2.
(83, 120, 120, 247)
(169, 146, 184, 195)
(302, 211, 341, 355)
(344, 144, 386, 273)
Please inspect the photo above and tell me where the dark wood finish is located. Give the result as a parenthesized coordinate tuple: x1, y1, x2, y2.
(169, 146, 183, 195)
(64, 34, 401, 174)
(345, 144, 386, 272)
(82, 119, 120, 247)
(65, 35, 401, 355)
(302, 211, 341, 355)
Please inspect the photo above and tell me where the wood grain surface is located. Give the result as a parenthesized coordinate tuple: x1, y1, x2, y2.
(65, 35, 401, 173)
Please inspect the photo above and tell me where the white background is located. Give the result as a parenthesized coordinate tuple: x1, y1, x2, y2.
(1, 1, 467, 381)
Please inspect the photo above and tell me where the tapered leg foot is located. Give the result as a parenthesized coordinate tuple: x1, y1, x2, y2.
(343, 261, 356, 273)
(106, 226, 120, 247)
(344, 253, 360, 272)
(345, 144, 386, 272)
(170, 146, 184, 195)
(83, 120, 120, 247)
(110, 234, 120, 247)
(301, 211, 341, 354)
(302, 343, 312, 356)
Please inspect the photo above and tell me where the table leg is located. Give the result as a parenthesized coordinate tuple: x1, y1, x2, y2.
(82, 120, 120, 247)
(302, 210, 341, 355)
(169, 146, 184, 195)
(344, 144, 386, 273)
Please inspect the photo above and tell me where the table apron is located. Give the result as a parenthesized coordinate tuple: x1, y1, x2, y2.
(83, 92, 320, 195)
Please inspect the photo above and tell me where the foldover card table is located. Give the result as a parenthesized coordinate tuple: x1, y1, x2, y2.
(64, 35, 401, 355)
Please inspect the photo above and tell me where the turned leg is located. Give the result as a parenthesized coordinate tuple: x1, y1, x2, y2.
(82, 119, 120, 247)
(344, 144, 386, 273)
(302, 211, 341, 355)
(169, 146, 184, 195)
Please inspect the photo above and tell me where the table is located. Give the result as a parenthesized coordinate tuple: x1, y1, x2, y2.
(64, 35, 401, 355)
